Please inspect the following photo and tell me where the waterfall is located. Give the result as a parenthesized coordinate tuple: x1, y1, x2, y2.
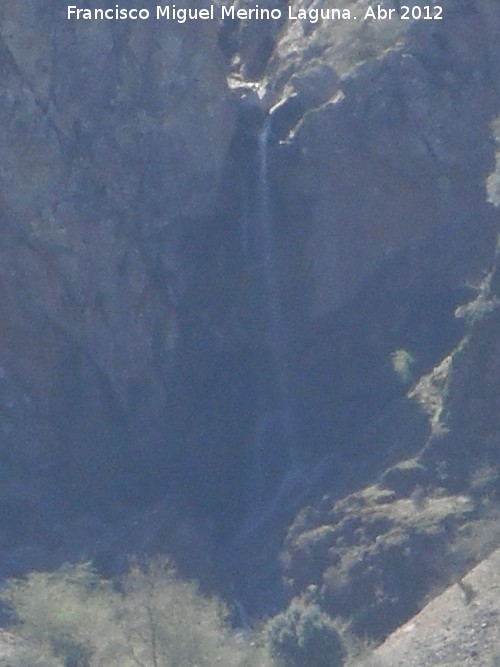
(222, 116, 306, 595)
(243, 116, 299, 518)
(258, 119, 292, 424)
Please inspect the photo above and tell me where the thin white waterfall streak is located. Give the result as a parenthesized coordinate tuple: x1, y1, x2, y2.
(234, 118, 302, 543)
(257, 118, 295, 455)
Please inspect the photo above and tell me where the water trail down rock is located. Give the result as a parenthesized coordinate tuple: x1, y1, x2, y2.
(258, 116, 296, 446)
(243, 115, 300, 522)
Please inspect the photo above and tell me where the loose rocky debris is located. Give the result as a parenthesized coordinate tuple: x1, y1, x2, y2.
(371, 546, 500, 666)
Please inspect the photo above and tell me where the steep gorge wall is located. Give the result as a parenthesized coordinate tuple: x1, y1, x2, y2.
(0, 0, 237, 569)
(214, 0, 500, 623)
(0, 0, 499, 634)
(242, 0, 500, 637)
(263, 0, 500, 462)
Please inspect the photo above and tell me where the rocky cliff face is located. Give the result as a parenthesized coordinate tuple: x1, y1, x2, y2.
(0, 0, 235, 568)
(217, 0, 500, 638)
(0, 0, 500, 651)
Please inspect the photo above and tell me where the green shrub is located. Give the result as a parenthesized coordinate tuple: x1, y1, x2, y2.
(265, 599, 346, 667)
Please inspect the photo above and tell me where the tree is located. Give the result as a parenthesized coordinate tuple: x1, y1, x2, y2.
(1, 558, 273, 667)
